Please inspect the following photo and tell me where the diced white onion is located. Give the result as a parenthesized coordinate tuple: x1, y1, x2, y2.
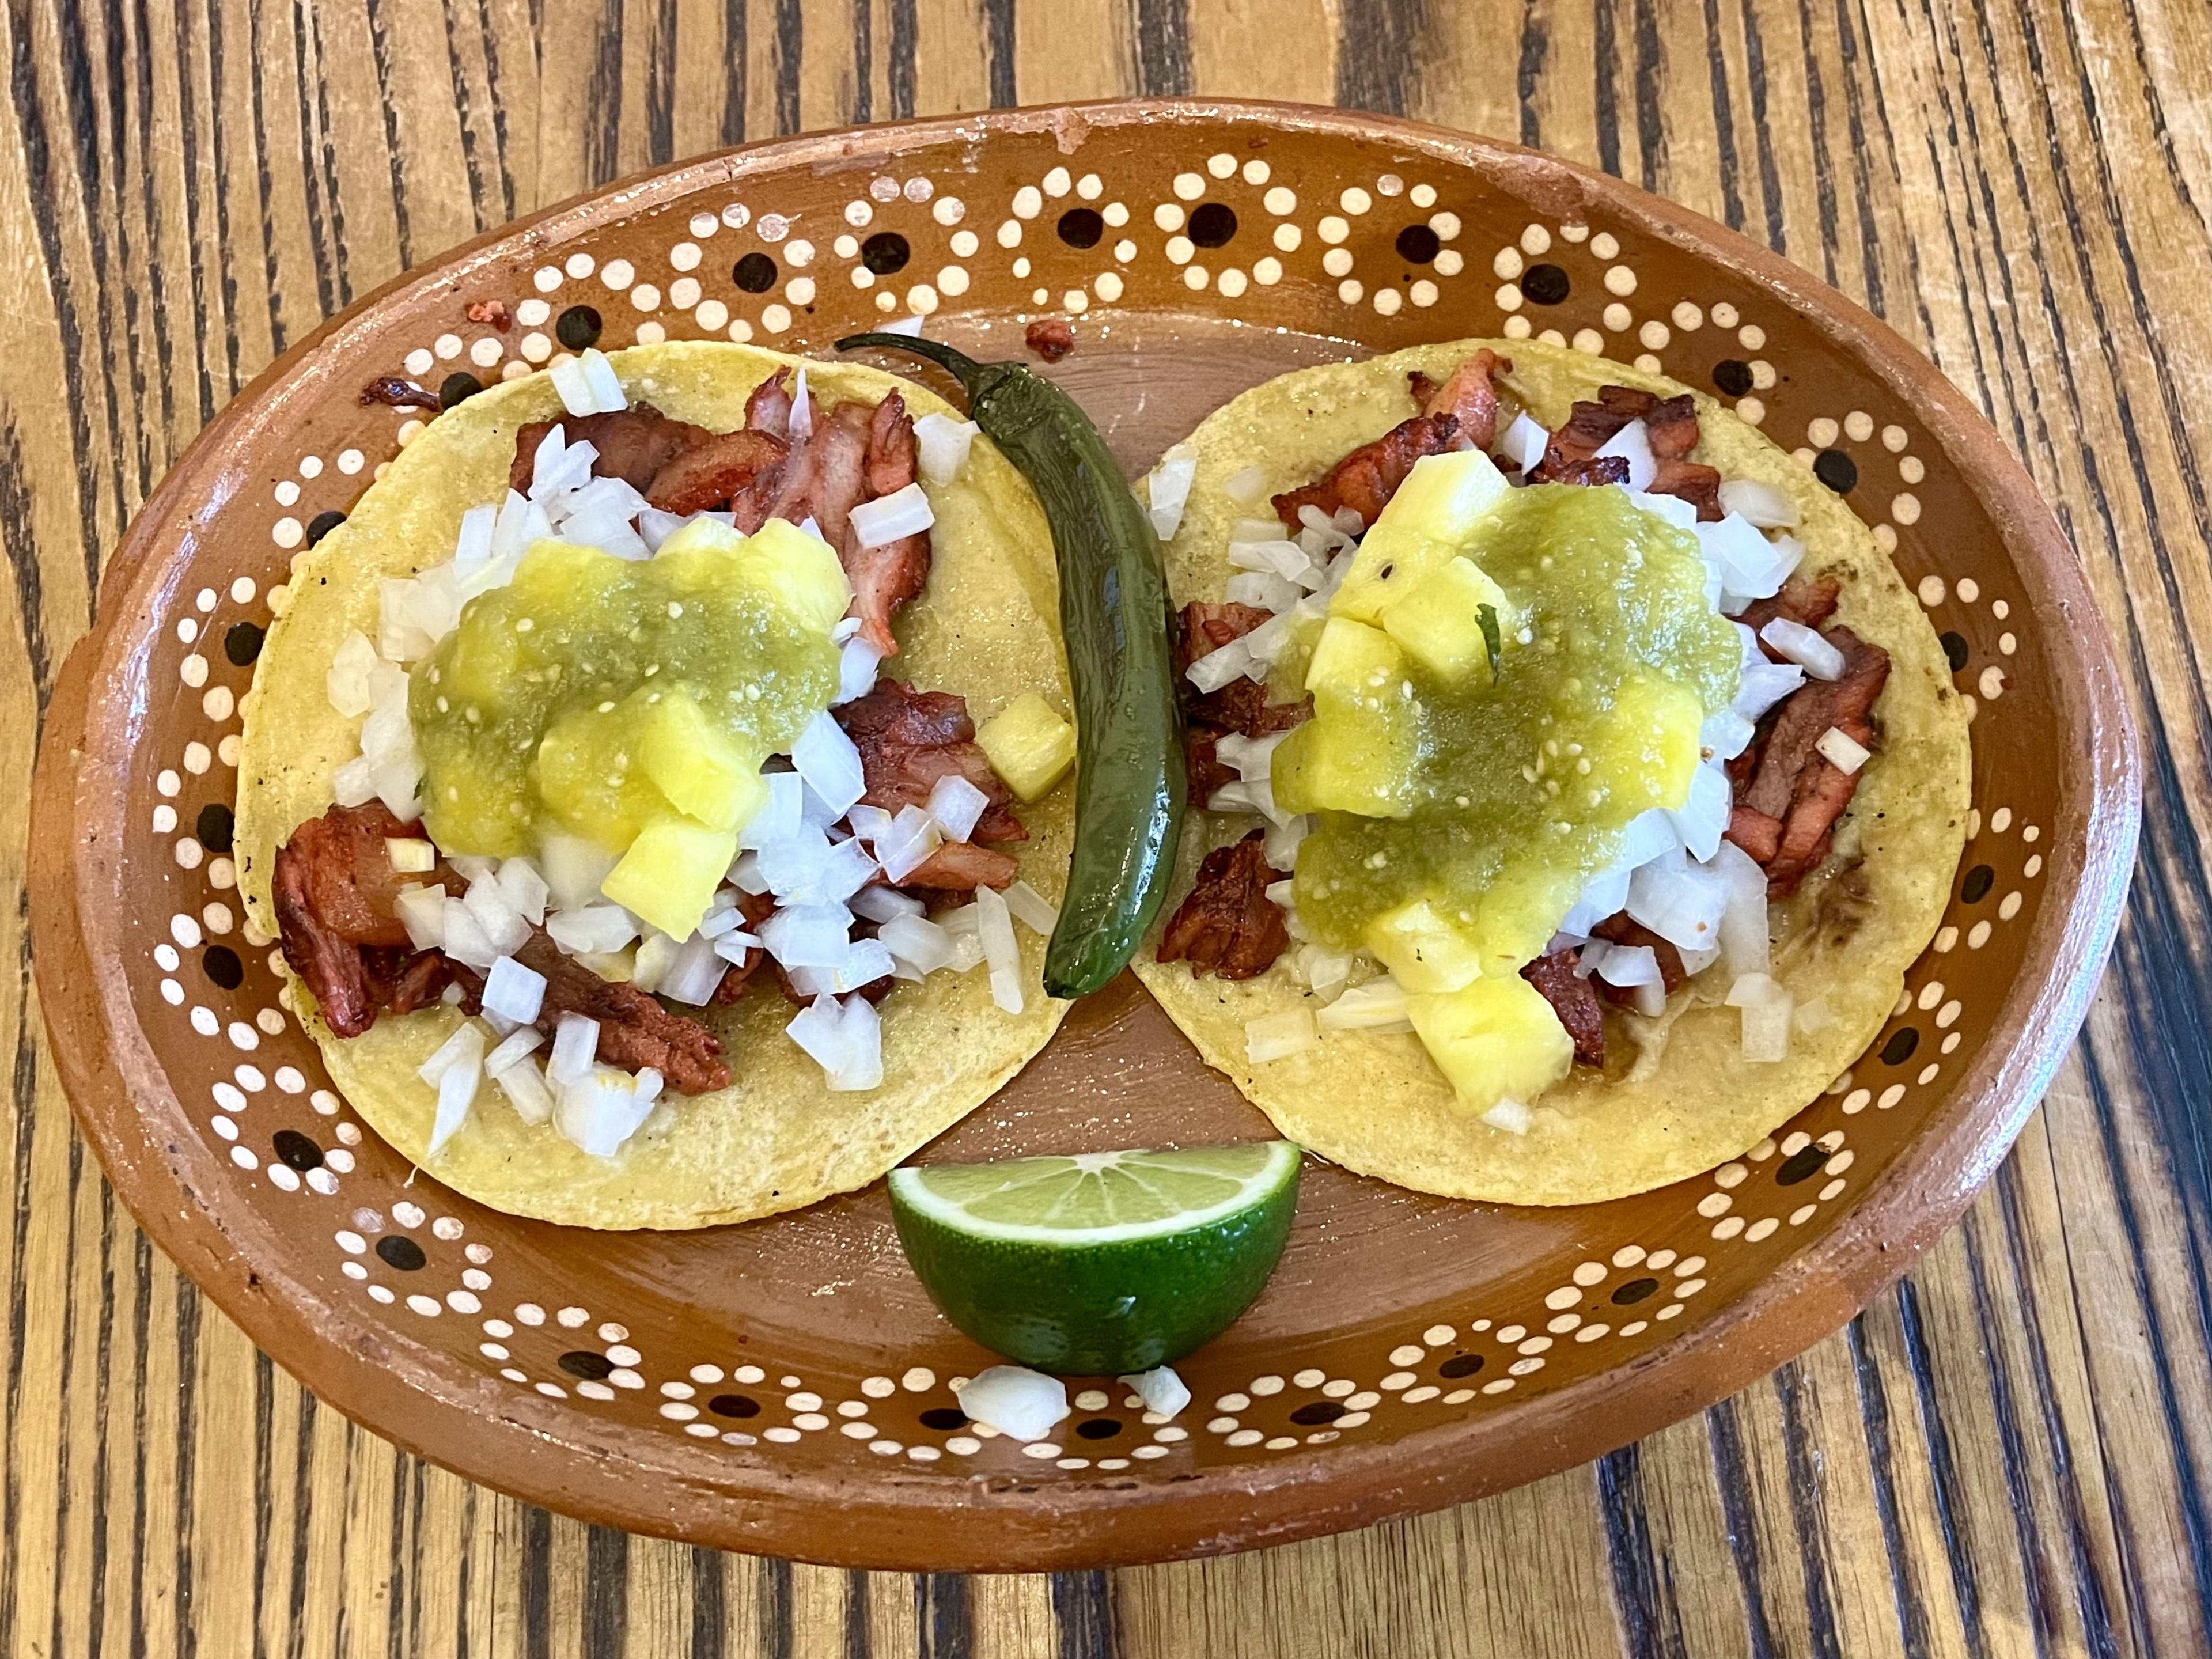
(426, 1022, 486, 1155)
(850, 884, 924, 924)
(1264, 814, 1312, 872)
(832, 994, 883, 1089)
(1666, 762, 1733, 862)
(878, 912, 955, 974)
(1719, 476, 1801, 528)
(1627, 489, 1699, 529)
(914, 413, 978, 486)
(463, 874, 532, 956)
(1815, 725, 1872, 774)
(659, 933, 730, 1005)
(874, 805, 944, 884)
(548, 355, 596, 418)
(793, 710, 868, 819)
(481, 956, 547, 1024)
(1587, 940, 1661, 987)
(878, 314, 926, 337)
(1679, 943, 1722, 976)
(850, 481, 936, 549)
(1001, 880, 1058, 936)
(418, 1020, 484, 1086)
(760, 903, 854, 969)
(1631, 980, 1668, 1018)
(1625, 847, 1728, 955)
(1726, 972, 1795, 1062)
(926, 774, 990, 843)
(737, 772, 805, 852)
(1736, 659, 1808, 722)
(819, 937, 897, 994)
(327, 630, 378, 719)
(953, 1366, 1069, 1442)
(554, 1063, 660, 1157)
(1245, 1008, 1319, 1063)
(637, 507, 688, 555)
(1481, 1098, 1532, 1134)
(394, 884, 447, 951)
(710, 931, 760, 965)
(1500, 412, 1550, 474)
(496, 857, 550, 925)
(528, 426, 595, 500)
(539, 834, 618, 911)
(789, 366, 813, 440)
(728, 850, 771, 895)
(484, 1024, 546, 1077)
(834, 634, 885, 704)
(439, 899, 499, 971)
(385, 837, 437, 874)
(495, 1055, 556, 1125)
(1228, 536, 1313, 582)
(1316, 975, 1409, 1031)
(1701, 706, 1758, 763)
(1224, 464, 1269, 506)
(1147, 446, 1198, 540)
(546, 903, 638, 956)
(548, 1012, 600, 1086)
(1760, 617, 1846, 680)
(1225, 570, 1304, 613)
(785, 994, 850, 1078)
(1185, 638, 1253, 693)
(1594, 418, 1657, 491)
(1118, 1366, 1192, 1419)
(975, 884, 1023, 1013)
(580, 346, 626, 412)
(1710, 840, 1772, 979)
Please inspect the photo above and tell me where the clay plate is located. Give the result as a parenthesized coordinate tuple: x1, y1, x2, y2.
(29, 100, 2139, 1569)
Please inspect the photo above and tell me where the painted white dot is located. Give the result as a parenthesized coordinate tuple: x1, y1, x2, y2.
(760, 305, 790, 334)
(1639, 320, 1671, 350)
(1318, 215, 1349, 244)
(1321, 247, 1353, 277)
(1573, 328, 1605, 353)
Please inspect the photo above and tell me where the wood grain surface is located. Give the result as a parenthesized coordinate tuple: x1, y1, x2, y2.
(3, 0, 2208, 1653)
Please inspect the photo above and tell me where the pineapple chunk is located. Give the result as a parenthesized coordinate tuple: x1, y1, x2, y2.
(638, 687, 766, 831)
(1272, 618, 1422, 817)
(657, 516, 850, 636)
(1407, 975, 1575, 1116)
(1331, 450, 1510, 623)
(975, 692, 1077, 801)
(1365, 897, 1484, 993)
(1379, 556, 1514, 685)
(600, 812, 738, 942)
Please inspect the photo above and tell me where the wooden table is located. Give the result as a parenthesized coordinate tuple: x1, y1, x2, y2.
(5, 1, 2207, 1653)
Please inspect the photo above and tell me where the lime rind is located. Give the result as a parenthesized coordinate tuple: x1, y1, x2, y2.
(887, 1141, 1300, 1247)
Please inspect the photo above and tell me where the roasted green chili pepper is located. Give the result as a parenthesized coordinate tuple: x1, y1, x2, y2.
(836, 333, 1185, 998)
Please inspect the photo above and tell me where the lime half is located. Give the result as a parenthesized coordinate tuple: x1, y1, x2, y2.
(888, 1142, 1301, 1376)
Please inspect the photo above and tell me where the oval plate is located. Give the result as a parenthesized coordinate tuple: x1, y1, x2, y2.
(29, 100, 2139, 1570)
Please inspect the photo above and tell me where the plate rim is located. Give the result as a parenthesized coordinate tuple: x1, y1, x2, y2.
(29, 96, 2142, 1569)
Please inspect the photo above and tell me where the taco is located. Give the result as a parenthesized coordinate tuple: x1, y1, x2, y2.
(237, 341, 1078, 1229)
(1131, 338, 1970, 1206)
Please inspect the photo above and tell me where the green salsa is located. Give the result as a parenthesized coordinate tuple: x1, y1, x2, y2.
(1282, 483, 1739, 980)
(411, 522, 845, 860)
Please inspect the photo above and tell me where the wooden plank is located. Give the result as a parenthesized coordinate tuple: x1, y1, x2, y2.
(1, 0, 2208, 1653)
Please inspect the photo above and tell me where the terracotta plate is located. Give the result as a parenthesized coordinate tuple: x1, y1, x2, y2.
(30, 100, 2139, 1569)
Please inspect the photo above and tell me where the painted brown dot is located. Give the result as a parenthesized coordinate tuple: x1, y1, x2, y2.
(859, 233, 910, 275)
(305, 509, 346, 546)
(1055, 207, 1104, 249)
(224, 621, 266, 666)
(708, 1393, 761, 1418)
(1395, 223, 1441, 264)
(555, 304, 603, 349)
(1611, 1277, 1662, 1305)
(375, 1235, 426, 1271)
(196, 802, 235, 852)
(1812, 449, 1859, 493)
(201, 945, 244, 990)
(1520, 263, 1571, 305)
(1777, 1145, 1830, 1185)
(1289, 1400, 1346, 1426)
(1962, 863, 1995, 903)
(918, 1406, 969, 1430)
(1941, 631, 1970, 672)
(1437, 1353, 1486, 1378)
(1074, 1418, 1122, 1440)
(1188, 202, 1238, 248)
(270, 1129, 323, 1171)
(1712, 358, 1755, 397)
(558, 1350, 616, 1381)
(1881, 1027, 1922, 1066)
(438, 372, 483, 410)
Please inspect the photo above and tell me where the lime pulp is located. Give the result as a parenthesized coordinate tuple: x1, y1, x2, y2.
(888, 1142, 1302, 1376)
